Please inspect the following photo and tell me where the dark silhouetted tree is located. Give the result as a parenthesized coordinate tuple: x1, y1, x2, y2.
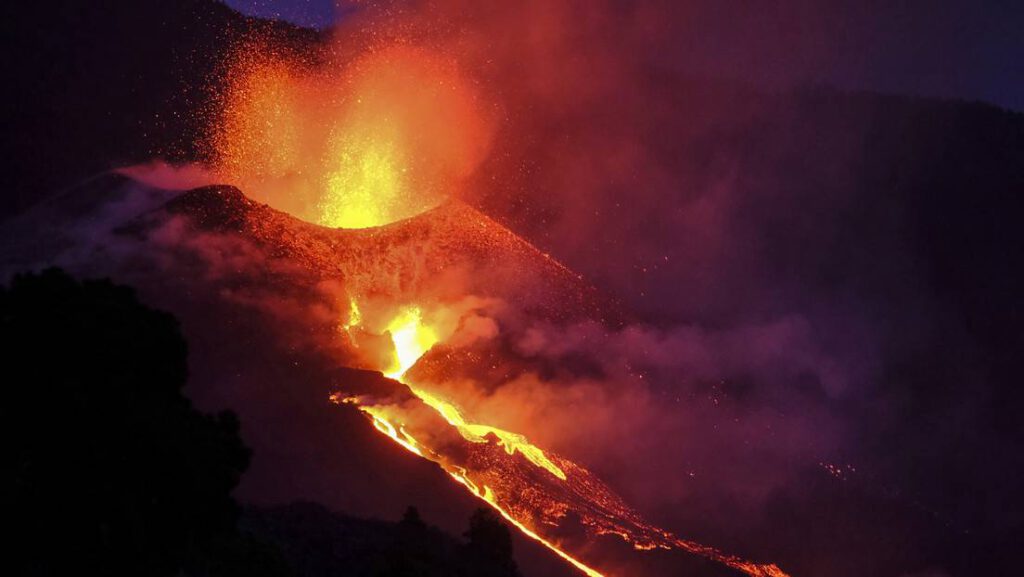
(378, 505, 444, 577)
(464, 508, 521, 577)
(1, 269, 255, 577)
(399, 506, 426, 532)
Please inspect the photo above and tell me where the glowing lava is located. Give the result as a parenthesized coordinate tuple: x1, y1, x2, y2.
(211, 44, 492, 230)
(340, 303, 604, 576)
(380, 305, 566, 480)
(337, 302, 789, 577)
(320, 133, 405, 229)
(384, 307, 438, 379)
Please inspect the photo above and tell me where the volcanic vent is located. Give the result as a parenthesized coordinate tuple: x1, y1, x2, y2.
(204, 42, 493, 231)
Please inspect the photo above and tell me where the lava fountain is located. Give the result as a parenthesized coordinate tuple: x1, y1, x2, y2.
(210, 42, 493, 229)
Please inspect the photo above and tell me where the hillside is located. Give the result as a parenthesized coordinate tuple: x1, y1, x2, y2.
(241, 502, 522, 577)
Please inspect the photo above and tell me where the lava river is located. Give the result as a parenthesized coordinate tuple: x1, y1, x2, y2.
(334, 303, 789, 577)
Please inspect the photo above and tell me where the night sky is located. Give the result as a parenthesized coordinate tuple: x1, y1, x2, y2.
(225, 0, 1024, 111)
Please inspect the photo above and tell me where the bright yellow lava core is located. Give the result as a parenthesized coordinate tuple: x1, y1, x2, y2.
(319, 133, 408, 229)
(381, 305, 566, 480)
(384, 307, 439, 379)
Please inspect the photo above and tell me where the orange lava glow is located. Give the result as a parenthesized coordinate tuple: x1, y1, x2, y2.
(452, 477, 605, 577)
(332, 392, 604, 577)
(335, 301, 789, 577)
(204, 24, 788, 577)
(332, 300, 603, 576)
(211, 43, 492, 229)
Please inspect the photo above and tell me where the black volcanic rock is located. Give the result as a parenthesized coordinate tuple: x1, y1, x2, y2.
(163, 185, 259, 231)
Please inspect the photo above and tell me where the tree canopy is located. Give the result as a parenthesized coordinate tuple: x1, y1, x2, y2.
(2, 268, 251, 576)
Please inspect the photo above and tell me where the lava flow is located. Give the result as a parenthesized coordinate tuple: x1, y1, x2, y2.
(334, 302, 789, 577)
(336, 303, 603, 577)
(205, 30, 788, 577)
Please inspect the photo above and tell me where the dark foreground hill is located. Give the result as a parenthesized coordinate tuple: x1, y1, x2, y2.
(242, 502, 522, 577)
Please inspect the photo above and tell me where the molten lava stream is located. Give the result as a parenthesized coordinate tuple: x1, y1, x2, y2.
(338, 306, 606, 577)
(449, 475, 605, 577)
(336, 305, 789, 577)
(342, 396, 605, 577)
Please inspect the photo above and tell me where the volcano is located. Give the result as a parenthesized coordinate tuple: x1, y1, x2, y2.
(0, 173, 786, 577)
(6, 0, 1024, 575)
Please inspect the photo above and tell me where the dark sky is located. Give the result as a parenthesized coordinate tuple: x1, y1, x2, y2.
(224, 0, 1024, 111)
(224, 0, 336, 29)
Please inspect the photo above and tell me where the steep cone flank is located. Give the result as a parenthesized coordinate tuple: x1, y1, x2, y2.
(154, 185, 622, 326)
